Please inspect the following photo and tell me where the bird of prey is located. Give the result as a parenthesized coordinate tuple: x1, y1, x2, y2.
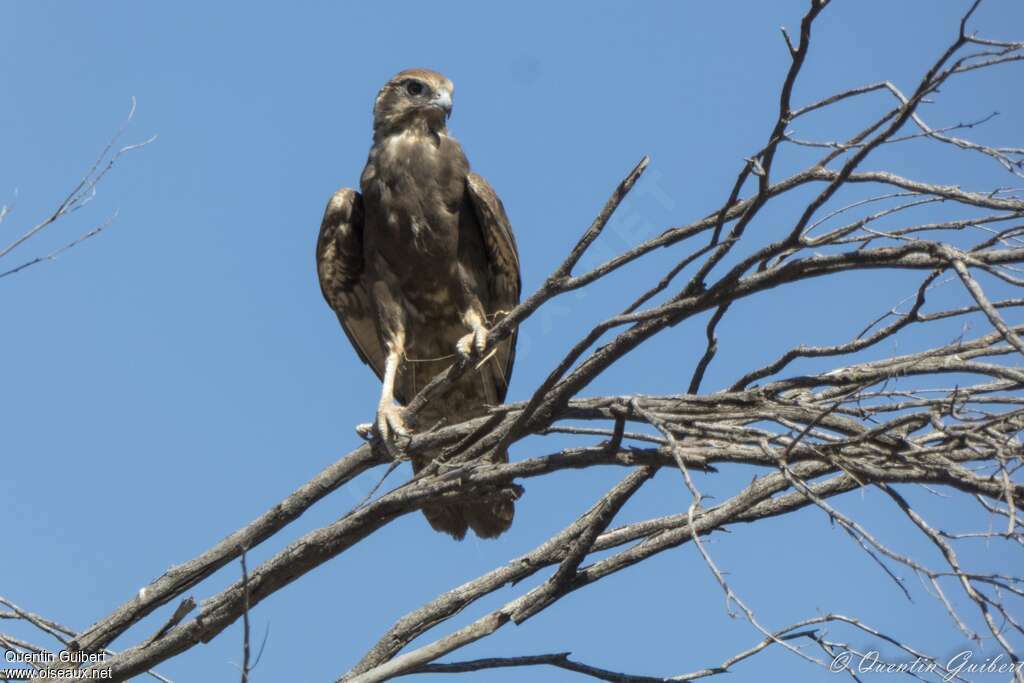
(316, 68, 521, 540)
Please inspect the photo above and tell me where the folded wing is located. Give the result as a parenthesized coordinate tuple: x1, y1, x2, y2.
(315, 188, 386, 379)
(465, 172, 521, 400)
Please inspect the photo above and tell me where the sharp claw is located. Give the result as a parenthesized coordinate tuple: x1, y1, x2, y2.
(374, 403, 410, 456)
(474, 327, 488, 354)
(456, 327, 489, 360)
(392, 431, 413, 451)
(456, 333, 474, 360)
(387, 413, 410, 438)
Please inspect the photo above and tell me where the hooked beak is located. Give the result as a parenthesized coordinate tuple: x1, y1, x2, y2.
(430, 89, 452, 119)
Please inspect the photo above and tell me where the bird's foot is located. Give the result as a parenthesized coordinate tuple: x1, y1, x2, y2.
(375, 402, 412, 457)
(456, 326, 488, 361)
(377, 402, 409, 439)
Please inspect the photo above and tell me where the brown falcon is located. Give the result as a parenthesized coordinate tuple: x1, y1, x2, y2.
(316, 69, 521, 540)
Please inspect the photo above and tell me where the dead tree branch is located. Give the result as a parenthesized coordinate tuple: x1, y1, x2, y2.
(14, 2, 1023, 681)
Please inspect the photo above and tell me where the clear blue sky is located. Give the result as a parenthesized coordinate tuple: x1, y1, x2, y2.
(2, 1, 1022, 681)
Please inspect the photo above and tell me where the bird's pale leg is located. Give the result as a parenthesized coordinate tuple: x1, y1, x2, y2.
(356, 339, 410, 452)
(376, 345, 410, 445)
(456, 308, 489, 360)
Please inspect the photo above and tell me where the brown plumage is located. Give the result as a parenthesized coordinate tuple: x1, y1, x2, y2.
(316, 68, 521, 540)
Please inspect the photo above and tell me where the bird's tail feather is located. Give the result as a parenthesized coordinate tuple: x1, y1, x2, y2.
(417, 499, 516, 540)
(421, 499, 514, 540)
(412, 448, 516, 541)
(464, 497, 515, 538)
(420, 504, 470, 541)
(406, 357, 517, 540)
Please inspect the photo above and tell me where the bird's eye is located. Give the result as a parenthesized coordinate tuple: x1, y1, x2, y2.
(405, 81, 425, 96)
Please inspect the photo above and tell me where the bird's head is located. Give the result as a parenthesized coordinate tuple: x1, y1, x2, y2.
(372, 68, 454, 137)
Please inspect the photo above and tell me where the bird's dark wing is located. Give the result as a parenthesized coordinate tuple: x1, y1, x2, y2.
(465, 172, 521, 399)
(315, 188, 386, 380)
